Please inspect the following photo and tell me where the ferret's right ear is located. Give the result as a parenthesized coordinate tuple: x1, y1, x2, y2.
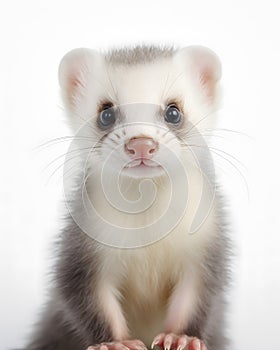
(58, 48, 100, 110)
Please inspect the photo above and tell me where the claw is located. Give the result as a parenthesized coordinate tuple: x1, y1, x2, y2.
(151, 333, 206, 350)
(151, 339, 159, 349)
(164, 335, 172, 350)
(177, 335, 188, 350)
(151, 334, 164, 349)
(151, 342, 156, 349)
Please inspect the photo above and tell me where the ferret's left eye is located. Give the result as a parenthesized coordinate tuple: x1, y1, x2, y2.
(98, 106, 116, 128)
(164, 104, 182, 124)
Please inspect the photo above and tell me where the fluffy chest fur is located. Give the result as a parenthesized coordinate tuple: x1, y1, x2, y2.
(93, 176, 219, 344)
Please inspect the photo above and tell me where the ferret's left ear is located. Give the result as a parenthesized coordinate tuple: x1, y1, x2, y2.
(176, 46, 222, 102)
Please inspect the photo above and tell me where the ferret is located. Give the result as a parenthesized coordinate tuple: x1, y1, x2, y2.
(24, 45, 231, 350)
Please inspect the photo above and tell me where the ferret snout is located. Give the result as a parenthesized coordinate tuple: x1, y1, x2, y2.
(125, 137, 158, 160)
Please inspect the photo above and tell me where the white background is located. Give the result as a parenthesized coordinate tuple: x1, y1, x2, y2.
(0, 1, 279, 349)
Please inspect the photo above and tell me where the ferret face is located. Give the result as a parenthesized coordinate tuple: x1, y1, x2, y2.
(59, 46, 221, 179)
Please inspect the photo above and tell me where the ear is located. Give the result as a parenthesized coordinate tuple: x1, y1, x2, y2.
(176, 46, 222, 103)
(58, 48, 100, 109)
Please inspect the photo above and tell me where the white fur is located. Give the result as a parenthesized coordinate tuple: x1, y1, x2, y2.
(94, 174, 219, 344)
(59, 46, 222, 346)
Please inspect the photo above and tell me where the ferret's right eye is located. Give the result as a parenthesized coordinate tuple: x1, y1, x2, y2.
(98, 105, 116, 128)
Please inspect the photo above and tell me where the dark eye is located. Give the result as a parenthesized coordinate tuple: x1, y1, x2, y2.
(164, 104, 182, 124)
(98, 105, 116, 128)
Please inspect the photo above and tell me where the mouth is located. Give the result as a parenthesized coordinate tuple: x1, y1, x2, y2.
(123, 158, 164, 178)
(125, 158, 161, 169)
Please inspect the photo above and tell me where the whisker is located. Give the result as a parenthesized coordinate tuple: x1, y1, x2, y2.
(181, 142, 246, 171)
(183, 112, 214, 137)
(60, 161, 83, 184)
(182, 143, 249, 198)
(203, 128, 252, 140)
(107, 136, 119, 146)
(184, 131, 228, 141)
(42, 146, 99, 173)
(45, 153, 85, 186)
(160, 115, 212, 145)
(58, 146, 103, 185)
(35, 136, 94, 151)
(208, 128, 250, 136)
(207, 146, 246, 170)
(162, 70, 186, 99)
(104, 66, 119, 104)
(160, 68, 171, 102)
(69, 107, 96, 132)
(80, 165, 102, 217)
(44, 145, 101, 185)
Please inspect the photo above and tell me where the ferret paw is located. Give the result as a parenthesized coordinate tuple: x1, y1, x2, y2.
(87, 339, 147, 350)
(151, 333, 206, 350)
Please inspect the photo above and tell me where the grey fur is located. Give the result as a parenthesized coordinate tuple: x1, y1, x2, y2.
(105, 45, 176, 65)
(185, 195, 232, 349)
(24, 211, 113, 350)
(23, 191, 231, 350)
(22, 46, 231, 350)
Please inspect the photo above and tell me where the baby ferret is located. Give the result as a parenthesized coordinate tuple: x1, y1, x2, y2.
(24, 45, 231, 350)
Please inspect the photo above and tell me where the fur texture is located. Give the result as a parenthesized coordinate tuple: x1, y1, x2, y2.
(23, 45, 231, 350)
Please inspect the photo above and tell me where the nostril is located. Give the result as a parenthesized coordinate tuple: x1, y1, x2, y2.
(125, 141, 137, 155)
(148, 147, 156, 154)
(126, 145, 136, 155)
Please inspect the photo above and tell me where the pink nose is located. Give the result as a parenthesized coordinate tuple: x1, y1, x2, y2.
(125, 137, 158, 159)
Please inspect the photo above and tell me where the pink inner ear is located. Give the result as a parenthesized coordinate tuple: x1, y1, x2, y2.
(59, 49, 92, 108)
(199, 69, 216, 101)
(184, 46, 221, 104)
(66, 73, 85, 106)
(68, 76, 84, 92)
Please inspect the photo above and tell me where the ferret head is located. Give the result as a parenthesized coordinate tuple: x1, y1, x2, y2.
(59, 45, 221, 179)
